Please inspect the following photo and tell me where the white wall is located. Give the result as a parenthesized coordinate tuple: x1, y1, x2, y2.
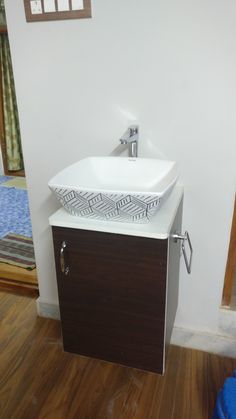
(4, 0, 236, 336)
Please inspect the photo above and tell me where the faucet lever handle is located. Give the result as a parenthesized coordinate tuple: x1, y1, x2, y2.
(119, 125, 139, 158)
(129, 125, 139, 136)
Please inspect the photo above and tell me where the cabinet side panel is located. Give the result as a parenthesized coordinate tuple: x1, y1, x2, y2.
(52, 227, 168, 374)
(165, 199, 183, 354)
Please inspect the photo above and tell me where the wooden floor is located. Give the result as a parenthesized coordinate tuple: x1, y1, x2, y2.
(0, 263, 38, 296)
(1, 291, 236, 419)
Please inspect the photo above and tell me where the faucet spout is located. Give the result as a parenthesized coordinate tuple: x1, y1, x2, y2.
(119, 125, 139, 157)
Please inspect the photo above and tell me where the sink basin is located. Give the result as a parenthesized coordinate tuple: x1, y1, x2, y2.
(48, 157, 179, 223)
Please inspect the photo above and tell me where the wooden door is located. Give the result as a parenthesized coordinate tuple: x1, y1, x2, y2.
(222, 196, 236, 307)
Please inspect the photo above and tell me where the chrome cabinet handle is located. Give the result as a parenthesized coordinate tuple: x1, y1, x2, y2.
(60, 241, 69, 275)
(172, 231, 193, 274)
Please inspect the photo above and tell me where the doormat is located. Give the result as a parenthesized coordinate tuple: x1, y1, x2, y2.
(0, 233, 36, 270)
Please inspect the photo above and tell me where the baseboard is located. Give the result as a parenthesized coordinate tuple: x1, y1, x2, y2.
(36, 298, 60, 320)
(171, 326, 236, 359)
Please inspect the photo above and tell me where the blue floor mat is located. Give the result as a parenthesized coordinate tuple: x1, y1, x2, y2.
(0, 175, 12, 184)
(0, 186, 32, 239)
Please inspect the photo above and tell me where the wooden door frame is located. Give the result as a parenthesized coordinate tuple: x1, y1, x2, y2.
(0, 26, 7, 175)
(0, 25, 24, 177)
(222, 196, 236, 306)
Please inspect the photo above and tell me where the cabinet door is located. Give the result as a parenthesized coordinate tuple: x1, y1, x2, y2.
(52, 227, 168, 374)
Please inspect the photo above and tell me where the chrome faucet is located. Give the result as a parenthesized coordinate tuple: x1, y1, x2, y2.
(119, 125, 139, 158)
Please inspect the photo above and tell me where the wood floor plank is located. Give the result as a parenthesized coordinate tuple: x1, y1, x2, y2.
(0, 278, 39, 297)
(0, 262, 38, 296)
(1, 290, 236, 419)
(0, 262, 37, 284)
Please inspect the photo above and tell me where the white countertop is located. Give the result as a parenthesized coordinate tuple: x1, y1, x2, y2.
(49, 185, 184, 240)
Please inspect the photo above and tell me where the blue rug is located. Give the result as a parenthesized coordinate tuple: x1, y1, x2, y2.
(0, 186, 32, 239)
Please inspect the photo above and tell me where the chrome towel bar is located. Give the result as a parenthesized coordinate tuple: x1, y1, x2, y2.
(172, 231, 193, 274)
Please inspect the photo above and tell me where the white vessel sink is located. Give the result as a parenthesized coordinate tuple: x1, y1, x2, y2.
(49, 157, 179, 223)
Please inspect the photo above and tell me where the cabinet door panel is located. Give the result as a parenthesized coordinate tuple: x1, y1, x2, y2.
(52, 227, 168, 373)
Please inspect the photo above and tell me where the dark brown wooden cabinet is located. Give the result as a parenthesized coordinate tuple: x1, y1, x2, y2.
(52, 199, 182, 374)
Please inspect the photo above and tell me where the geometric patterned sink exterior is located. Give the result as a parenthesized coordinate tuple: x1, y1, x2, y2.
(52, 188, 162, 223)
(49, 157, 179, 224)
